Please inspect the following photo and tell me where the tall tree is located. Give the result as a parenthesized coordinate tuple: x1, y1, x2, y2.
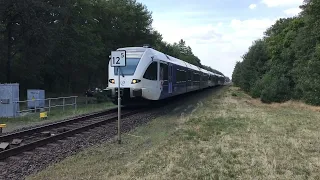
(232, 0, 320, 105)
(0, 0, 220, 96)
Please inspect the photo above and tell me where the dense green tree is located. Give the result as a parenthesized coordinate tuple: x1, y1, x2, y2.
(0, 0, 223, 97)
(232, 61, 242, 86)
(232, 0, 320, 105)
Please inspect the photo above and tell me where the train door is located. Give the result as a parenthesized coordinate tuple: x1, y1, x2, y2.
(159, 61, 168, 94)
(168, 63, 173, 94)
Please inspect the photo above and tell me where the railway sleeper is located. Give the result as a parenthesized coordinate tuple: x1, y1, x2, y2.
(35, 147, 47, 151)
(23, 151, 34, 155)
(47, 143, 59, 147)
(65, 124, 80, 128)
(8, 156, 21, 160)
(40, 131, 51, 137)
(57, 139, 68, 143)
(11, 139, 22, 145)
(66, 137, 77, 140)
(0, 142, 9, 151)
(56, 127, 70, 133)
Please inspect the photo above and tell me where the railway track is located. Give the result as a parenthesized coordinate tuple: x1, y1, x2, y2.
(0, 107, 141, 160)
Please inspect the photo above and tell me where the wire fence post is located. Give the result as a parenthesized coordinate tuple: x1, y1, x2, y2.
(14, 102, 17, 117)
(48, 99, 51, 113)
(63, 98, 65, 111)
(34, 100, 37, 113)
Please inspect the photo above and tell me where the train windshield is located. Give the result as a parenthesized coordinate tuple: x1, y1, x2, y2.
(114, 58, 140, 75)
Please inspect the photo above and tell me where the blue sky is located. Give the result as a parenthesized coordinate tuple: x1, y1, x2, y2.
(137, 0, 304, 78)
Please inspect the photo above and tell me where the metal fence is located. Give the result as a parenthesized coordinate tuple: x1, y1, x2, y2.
(14, 96, 78, 115)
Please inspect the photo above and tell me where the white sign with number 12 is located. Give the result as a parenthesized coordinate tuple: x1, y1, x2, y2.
(111, 50, 126, 67)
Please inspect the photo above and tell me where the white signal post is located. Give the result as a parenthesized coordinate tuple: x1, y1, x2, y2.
(111, 50, 126, 144)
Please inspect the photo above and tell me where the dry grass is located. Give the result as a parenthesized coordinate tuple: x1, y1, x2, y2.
(28, 86, 320, 180)
(232, 86, 320, 112)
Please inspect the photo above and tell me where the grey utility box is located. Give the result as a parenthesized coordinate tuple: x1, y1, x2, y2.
(27, 89, 45, 109)
(0, 83, 20, 117)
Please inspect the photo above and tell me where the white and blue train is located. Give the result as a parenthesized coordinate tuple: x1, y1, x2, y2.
(105, 46, 226, 105)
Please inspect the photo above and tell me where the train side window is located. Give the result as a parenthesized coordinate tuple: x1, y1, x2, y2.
(193, 73, 199, 82)
(160, 63, 168, 80)
(182, 71, 186, 82)
(176, 69, 186, 82)
(188, 71, 192, 80)
(143, 62, 158, 80)
(180, 70, 184, 82)
(176, 69, 181, 82)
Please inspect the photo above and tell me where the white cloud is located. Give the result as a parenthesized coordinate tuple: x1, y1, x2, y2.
(153, 18, 275, 47)
(138, 0, 307, 78)
(284, 7, 302, 16)
(152, 22, 220, 44)
(249, 4, 257, 9)
(230, 19, 275, 30)
(152, 17, 278, 77)
(261, 0, 303, 7)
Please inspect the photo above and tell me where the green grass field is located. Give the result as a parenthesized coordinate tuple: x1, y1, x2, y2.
(27, 86, 320, 179)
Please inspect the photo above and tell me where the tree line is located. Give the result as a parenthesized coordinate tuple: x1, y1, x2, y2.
(232, 0, 320, 105)
(0, 0, 224, 96)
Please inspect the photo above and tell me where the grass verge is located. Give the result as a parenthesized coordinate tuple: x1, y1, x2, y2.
(0, 102, 115, 133)
(27, 86, 320, 179)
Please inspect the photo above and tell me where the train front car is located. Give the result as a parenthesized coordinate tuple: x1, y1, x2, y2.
(105, 47, 162, 106)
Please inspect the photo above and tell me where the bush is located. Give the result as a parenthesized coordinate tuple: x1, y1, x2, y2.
(260, 74, 291, 103)
(94, 91, 110, 103)
(250, 78, 264, 98)
(301, 48, 320, 105)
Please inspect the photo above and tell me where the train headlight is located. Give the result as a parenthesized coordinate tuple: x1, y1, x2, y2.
(131, 79, 141, 84)
(109, 79, 115, 84)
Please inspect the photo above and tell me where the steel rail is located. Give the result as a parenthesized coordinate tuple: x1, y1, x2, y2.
(0, 109, 140, 160)
(0, 108, 118, 142)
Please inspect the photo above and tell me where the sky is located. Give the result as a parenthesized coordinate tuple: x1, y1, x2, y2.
(137, 0, 304, 78)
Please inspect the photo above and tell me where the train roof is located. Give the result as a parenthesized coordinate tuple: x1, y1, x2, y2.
(117, 46, 222, 76)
